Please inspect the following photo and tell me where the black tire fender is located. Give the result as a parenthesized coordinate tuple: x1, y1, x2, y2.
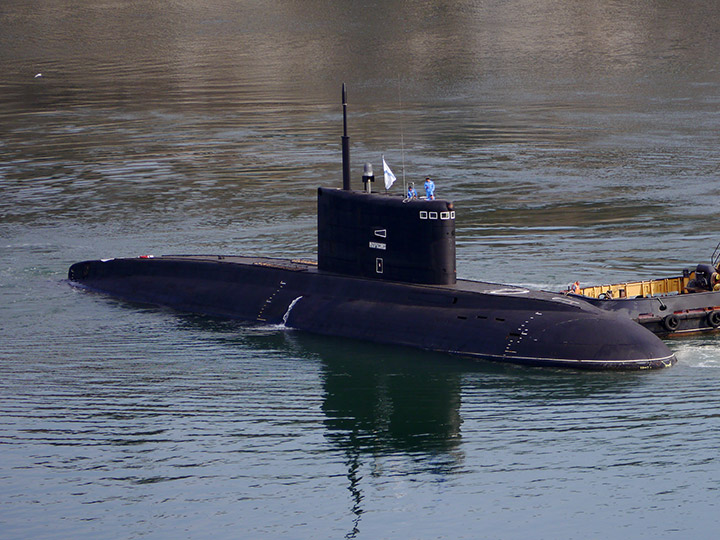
(662, 314, 680, 332)
(707, 310, 720, 328)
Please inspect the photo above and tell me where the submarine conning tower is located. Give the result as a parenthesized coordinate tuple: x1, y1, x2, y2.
(317, 83, 456, 286)
(317, 188, 457, 285)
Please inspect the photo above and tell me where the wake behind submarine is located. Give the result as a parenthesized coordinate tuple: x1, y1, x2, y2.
(68, 86, 676, 370)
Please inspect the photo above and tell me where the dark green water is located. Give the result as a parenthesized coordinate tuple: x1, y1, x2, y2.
(2, 1, 720, 538)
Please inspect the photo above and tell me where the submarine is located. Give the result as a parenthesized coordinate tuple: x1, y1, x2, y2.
(68, 85, 676, 370)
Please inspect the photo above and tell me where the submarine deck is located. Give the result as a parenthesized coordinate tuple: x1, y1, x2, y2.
(150, 253, 547, 297)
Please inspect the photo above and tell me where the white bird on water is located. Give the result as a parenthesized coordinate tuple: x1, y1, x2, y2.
(34, 73, 42, 78)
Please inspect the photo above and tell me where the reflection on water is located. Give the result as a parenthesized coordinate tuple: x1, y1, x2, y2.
(179, 318, 662, 538)
(272, 333, 465, 539)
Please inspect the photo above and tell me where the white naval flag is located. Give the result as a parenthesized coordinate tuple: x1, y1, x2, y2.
(382, 156, 396, 190)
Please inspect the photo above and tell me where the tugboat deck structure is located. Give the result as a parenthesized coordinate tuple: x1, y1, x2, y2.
(570, 260, 720, 336)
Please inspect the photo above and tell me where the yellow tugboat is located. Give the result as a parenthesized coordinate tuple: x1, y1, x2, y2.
(568, 248, 720, 336)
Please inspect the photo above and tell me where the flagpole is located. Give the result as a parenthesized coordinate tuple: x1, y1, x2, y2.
(383, 154, 387, 194)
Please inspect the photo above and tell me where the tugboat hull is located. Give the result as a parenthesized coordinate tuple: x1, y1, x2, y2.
(69, 255, 676, 370)
(569, 263, 720, 336)
(575, 291, 720, 336)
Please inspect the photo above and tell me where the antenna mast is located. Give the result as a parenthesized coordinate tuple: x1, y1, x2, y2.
(342, 83, 351, 191)
(398, 87, 406, 195)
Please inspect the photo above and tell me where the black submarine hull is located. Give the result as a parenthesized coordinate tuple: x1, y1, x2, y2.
(68, 255, 676, 370)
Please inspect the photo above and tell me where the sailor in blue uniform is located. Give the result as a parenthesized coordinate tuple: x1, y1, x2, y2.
(424, 177, 435, 200)
(407, 182, 417, 199)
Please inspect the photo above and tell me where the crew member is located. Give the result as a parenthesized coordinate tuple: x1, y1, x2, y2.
(569, 281, 580, 293)
(424, 177, 435, 200)
(407, 183, 417, 199)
